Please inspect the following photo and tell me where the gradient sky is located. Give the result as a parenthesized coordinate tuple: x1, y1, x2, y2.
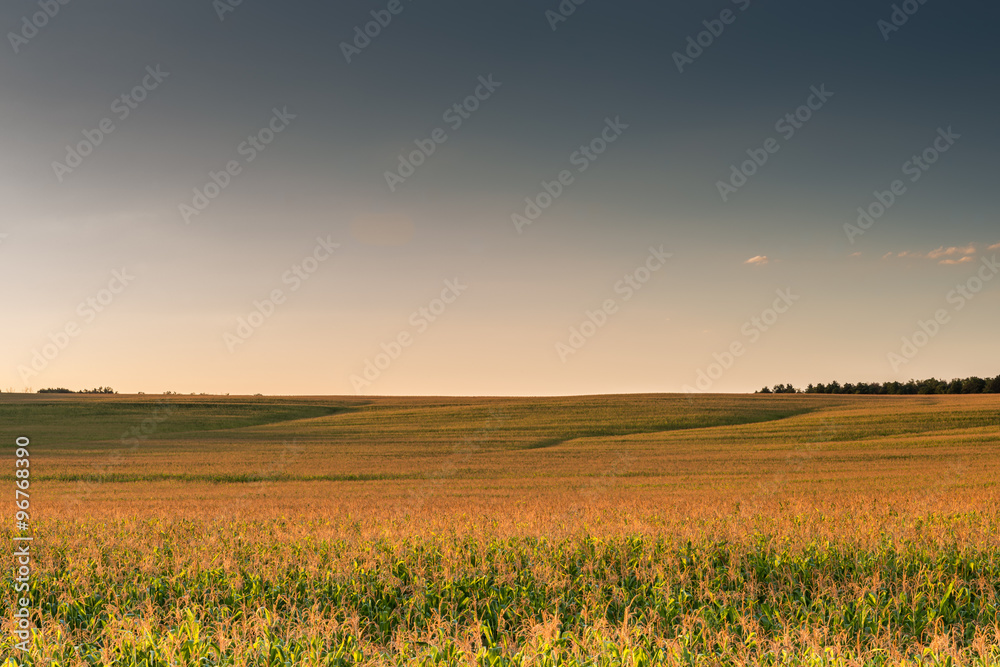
(2, 1, 998, 395)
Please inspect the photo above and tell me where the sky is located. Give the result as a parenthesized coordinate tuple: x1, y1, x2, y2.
(2, 0, 998, 396)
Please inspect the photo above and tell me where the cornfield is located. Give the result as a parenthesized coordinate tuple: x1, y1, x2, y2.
(2, 393, 998, 665)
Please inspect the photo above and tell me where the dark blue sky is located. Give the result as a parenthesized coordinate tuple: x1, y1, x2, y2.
(3, 0, 998, 394)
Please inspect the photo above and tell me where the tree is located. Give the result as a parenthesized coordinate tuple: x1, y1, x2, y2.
(918, 378, 942, 394)
(760, 374, 1000, 395)
(962, 377, 986, 394)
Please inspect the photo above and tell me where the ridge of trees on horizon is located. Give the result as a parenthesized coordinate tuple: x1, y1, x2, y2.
(36, 387, 117, 394)
(758, 375, 1000, 395)
(9, 379, 1000, 396)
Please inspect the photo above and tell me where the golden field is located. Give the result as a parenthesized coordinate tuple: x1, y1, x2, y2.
(1, 393, 999, 665)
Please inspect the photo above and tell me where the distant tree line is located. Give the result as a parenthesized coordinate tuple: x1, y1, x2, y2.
(37, 386, 117, 394)
(758, 383, 800, 394)
(758, 376, 1000, 395)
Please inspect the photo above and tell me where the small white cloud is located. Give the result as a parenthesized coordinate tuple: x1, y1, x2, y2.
(850, 251, 862, 257)
(745, 255, 769, 265)
(927, 244, 976, 259)
(989, 242, 1000, 251)
(887, 245, 980, 262)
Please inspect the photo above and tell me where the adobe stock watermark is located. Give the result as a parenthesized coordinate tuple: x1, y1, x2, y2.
(210, 438, 305, 522)
(13, 436, 33, 654)
(384, 75, 501, 192)
(559, 451, 636, 521)
(340, 0, 415, 63)
(878, 0, 931, 41)
(16, 269, 135, 384)
(180, 106, 296, 224)
(754, 417, 837, 501)
(672, 0, 752, 74)
(545, 0, 588, 31)
(213, 0, 246, 22)
(716, 85, 833, 202)
(66, 401, 177, 510)
(683, 288, 800, 393)
(224, 236, 340, 352)
(8, 0, 72, 54)
(556, 245, 672, 362)
(887, 254, 998, 371)
(350, 278, 468, 393)
(913, 460, 966, 515)
(844, 126, 960, 244)
(512, 116, 628, 234)
(404, 407, 508, 514)
(52, 65, 170, 183)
